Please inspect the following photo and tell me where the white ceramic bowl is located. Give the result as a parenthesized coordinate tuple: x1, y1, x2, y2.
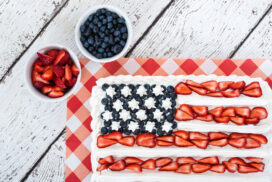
(25, 44, 81, 102)
(75, 5, 132, 63)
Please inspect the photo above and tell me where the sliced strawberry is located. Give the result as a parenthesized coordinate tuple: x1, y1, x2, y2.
(191, 140, 209, 149)
(192, 106, 208, 116)
(250, 107, 267, 119)
(136, 133, 156, 148)
(103, 132, 122, 141)
(118, 136, 135, 146)
(244, 82, 260, 91)
(186, 80, 203, 88)
(173, 130, 189, 140)
(228, 138, 246, 148)
(55, 77, 66, 89)
(222, 107, 235, 117)
(246, 157, 263, 163)
(37, 52, 53, 65)
(238, 165, 259, 173)
(228, 157, 246, 165)
(42, 86, 53, 94)
(97, 164, 109, 172)
(201, 80, 218, 92)
(175, 136, 194, 147)
(141, 159, 156, 169)
(157, 140, 173, 146)
(52, 65, 65, 77)
(248, 134, 267, 144)
(196, 114, 213, 121)
(48, 90, 64, 98)
(179, 104, 194, 116)
(209, 106, 224, 117)
(245, 118, 260, 125)
(245, 138, 261, 149)
(32, 81, 46, 89)
(229, 133, 248, 139)
(175, 164, 191, 174)
(198, 156, 219, 165)
(54, 50, 66, 65)
(208, 132, 228, 140)
(47, 49, 59, 59)
(235, 107, 250, 118)
(249, 162, 265, 172)
(125, 164, 142, 172)
(33, 59, 43, 66)
(157, 135, 174, 146)
(230, 81, 245, 89)
(206, 92, 224, 97)
(174, 82, 192, 95)
(71, 64, 80, 76)
(175, 109, 194, 121)
(192, 164, 211, 173)
(230, 116, 245, 125)
(159, 162, 178, 171)
(210, 164, 225, 173)
(189, 132, 209, 140)
(34, 64, 44, 73)
(98, 156, 114, 164)
(218, 81, 234, 91)
(41, 68, 53, 81)
(223, 161, 237, 173)
(59, 51, 70, 65)
(242, 88, 262, 97)
(125, 158, 142, 166)
(97, 135, 117, 148)
(176, 157, 196, 164)
(65, 64, 72, 81)
(209, 138, 228, 147)
(214, 117, 230, 123)
(109, 160, 125, 171)
(223, 89, 240, 97)
(32, 70, 49, 85)
(65, 77, 77, 87)
(188, 86, 208, 95)
(156, 157, 172, 167)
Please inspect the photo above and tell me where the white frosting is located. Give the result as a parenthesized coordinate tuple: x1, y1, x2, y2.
(136, 85, 147, 97)
(112, 99, 123, 111)
(105, 86, 116, 98)
(102, 111, 112, 121)
(161, 98, 172, 110)
(128, 121, 139, 131)
(136, 109, 147, 120)
(153, 109, 163, 121)
(153, 85, 164, 96)
(145, 121, 155, 132)
(161, 121, 172, 133)
(120, 86, 131, 97)
(145, 97, 156, 109)
(111, 121, 120, 131)
(128, 99, 139, 110)
(119, 110, 131, 121)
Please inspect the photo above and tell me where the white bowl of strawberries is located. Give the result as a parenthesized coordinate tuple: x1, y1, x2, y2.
(25, 44, 81, 102)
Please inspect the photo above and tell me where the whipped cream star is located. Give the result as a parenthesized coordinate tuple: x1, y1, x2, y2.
(121, 86, 131, 97)
(153, 109, 163, 120)
(119, 110, 131, 121)
(111, 121, 120, 131)
(128, 121, 139, 131)
(113, 99, 123, 111)
(145, 121, 155, 133)
(136, 85, 147, 97)
(162, 122, 172, 133)
(136, 110, 147, 120)
(102, 111, 112, 121)
(153, 85, 164, 96)
(128, 99, 139, 110)
(145, 97, 155, 109)
(105, 86, 116, 98)
(162, 98, 172, 110)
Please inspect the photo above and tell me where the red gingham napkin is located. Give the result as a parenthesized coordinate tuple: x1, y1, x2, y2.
(65, 58, 272, 182)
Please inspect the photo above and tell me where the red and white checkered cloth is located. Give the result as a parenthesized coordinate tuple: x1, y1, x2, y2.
(65, 58, 272, 182)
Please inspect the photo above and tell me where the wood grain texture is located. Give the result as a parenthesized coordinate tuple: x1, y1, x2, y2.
(0, 0, 66, 80)
(130, 0, 272, 58)
(0, 0, 170, 181)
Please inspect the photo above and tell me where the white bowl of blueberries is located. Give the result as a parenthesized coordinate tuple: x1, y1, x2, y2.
(75, 5, 132, 63)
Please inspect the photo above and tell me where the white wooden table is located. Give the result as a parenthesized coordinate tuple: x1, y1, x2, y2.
(0, 0, 272, 181)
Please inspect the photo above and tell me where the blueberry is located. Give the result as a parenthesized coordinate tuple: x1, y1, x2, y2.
(120, 26, 127, 33)
(92, 50, 97, 55)
(104, 36, 109, 43)
(113, 45, 122, 54)
(167, 115, 174, 122)
(83, 42, 89, 48)
(147, 113, 154, 120)
(133, 129, 140, 135)
(112, 12, 118, 18)
(120, 40, 126, 47)
(144, 84, 151, 90)
(107, 22, 113, 29)
(172, 122, 177, 129)
(93, 17, 99, 24)
(167, 86, 174, 92)
(96, 53, 103, 59)
(122, 33, 128, 40)
(117, 17, 125, 23)
(107, 16, 113, 22)
(99, 32, 105, 38)
(105, 29, 110, 34)
(80, 25, 86, 33)
(101, 42, 108, 48)
(84, 29, 91, 36)
(114, 37, 120, 42)
(87, 37, 94, 45)
(100, 8, 106, 14)
(120, 121, 126, 127)
(110, 28, 114, 33)
(113, 19, 117, 25)
(88, 15, 93, 21)
(107, 52, 113, 57)
(98, 48, 104, 53)
(99, 15, 105, 20)
(103, 52, 107, 58)
(114, 30, 120, 36)
(93, 26, 98, 33)
(157, 128, 164, 136)
(105, 47, 110, 52)
(101, 98, 108, 105)
(101, 127, 108, 135)
(102, 18, 107, 25)
(80, 36, 86, 43)
(166, 130, 173, 135)
(95, 38, 102, 46)
(124, 129, 132, 135)
(104, 120, 112, 127)
(97, 21, 102, 27)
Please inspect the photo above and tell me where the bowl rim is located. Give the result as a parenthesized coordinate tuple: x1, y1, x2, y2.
(24, 43, 81, 102)
(75, 4, 133, 63)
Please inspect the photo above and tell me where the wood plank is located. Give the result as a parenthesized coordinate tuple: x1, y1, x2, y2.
(0, 0, 66, 79)
(129, 0, 272, 58)
(0, 0, 171, 181)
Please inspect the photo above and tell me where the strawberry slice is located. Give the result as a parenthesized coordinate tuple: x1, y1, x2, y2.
(157, 135, 174, 146)
(250, 107, 267, 119)
(176, 157, 196, 164)
(196, 114, 213, 121)
(214, 117, 229, 123)
(245, 138, 261, 149)
(109, 160, 125, 171)
(47, 49, 59, 59)
(192, 164, 211, 173)
(244, 82, 260, 91)
(126, 164, 142, 172)
(174, 82, 192, 95)
(201, 80, 218, 92)
(156, 157, 172, 167)
(249, 162, 265, 172)
(54, 50, 66, 65)
(157, 140, 173, 146)
(141, 159, 156, 169)
(228, 138, 246, 148)
(33, 81, 46, 89)
(235, 107, 250, 118)
(248, 134, 267, 144)
(206, 92, 224, 97)
(223, 89, 240, 97)
(188, 86, 208, 95)
(55, 77, 66, 89)
(42, 86, 53, 94)
(59, 51, 70, 65)
(71, 64, 80, 76)
(97, 164, 109, 172)
(242, 88, 262, 97)
(37, 52, 54, 65)
(246, 157, 263, 163)
(208, 132, 228, 140)
(218, 81, 234, 91)
(175, 136, 194, 147)
(209, 106, 224, 117)
(186, 80, 203, 88)
(41, 67, 53, 81)
(159, 162, 178, 171)
(103, 132, 122, 141)
(223, 161, 237, 173)
(136, 133, 156, 148)
(32, 70, 49, 85)
(210, 164, 225, 173)
(209, 138, 228, 147)
(228, 157, 246, 165)
(175, 164, 191, 174)
(198, 156, 219, 165)
(65, 77, 77, 87)
(192, 106, 208, 116)
(238, 165, 259, 173)
(179, 104, 194, 116)
(34, 64, 44, 73)
(97, 135, 117, 148)
(173, 130, 189, 140)
(52, 65, 65, 77)
(118, 136, 135, 146)
(222, 107, 235, 117)
(33, 59, 43, 66)
(245, 118, 260, 125)
(191, 140, 209, 149)
(189, 132, 209, 140)
(230, 81, 245, 89)
(48, 90, 64, 98)
(175, 109, 194, 121)
(98, 156, 114, 164)
(229, 133, 248, 139)
(65, 64, 72, 81)
(230, 116, 245, 125)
